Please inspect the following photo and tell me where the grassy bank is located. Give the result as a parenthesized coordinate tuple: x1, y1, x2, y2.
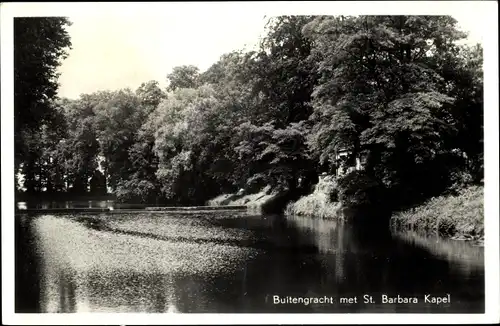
(284, 175, 342, 219)
(390, 185, 484, 240)
(207, 186, 282, 214)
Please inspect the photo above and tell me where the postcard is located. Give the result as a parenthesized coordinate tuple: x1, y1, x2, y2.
(1, 1, 498, 325)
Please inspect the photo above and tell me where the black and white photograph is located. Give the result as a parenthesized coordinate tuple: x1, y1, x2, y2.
(1, 1, 499, 325)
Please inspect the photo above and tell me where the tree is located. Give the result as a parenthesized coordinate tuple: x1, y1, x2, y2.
(198, 51, 259, 191)
(14, 17, 72, 183)
(235, 121, 312, 193)
(93, 89, 145, 191)
(231, 16, 319, 194)
(55, 94, 106, 194)
(150, 85, 222, 204)
(436, 43, 484, 183)
(258, 16, 318, 127)
(89, 170, 107, 195)
(136, 80, 166, 111)
(113, 81, 166, 203)
(304, 15, 478, 208)
(18, 102, 69, 194)
(15, 14, 482, 215)
(166, 65, 200, 91)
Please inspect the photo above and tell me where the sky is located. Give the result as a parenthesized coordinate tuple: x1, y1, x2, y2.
(50, 3, 488, 99)
(57, 12, 269, 99)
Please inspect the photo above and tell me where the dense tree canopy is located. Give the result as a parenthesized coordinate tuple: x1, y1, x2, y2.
(166, 65, 201, 91)
(303, 15, 483, 207)
(14, 17, 72, 192)
(16, 15, 483, 216)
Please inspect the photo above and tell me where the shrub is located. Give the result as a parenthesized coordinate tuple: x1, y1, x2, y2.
(336, 170, 389, 226)
(337, 170, 384, 209)
(329, 187, 339, 202)
(284, 175, 342, 219)
(116, 179, 158, 204)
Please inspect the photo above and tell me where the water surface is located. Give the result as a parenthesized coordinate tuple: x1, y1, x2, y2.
(15, 210, 484, 313)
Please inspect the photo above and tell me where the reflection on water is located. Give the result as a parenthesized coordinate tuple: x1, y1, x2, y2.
(393, 231, 484, 274)
(16, 200, 147, 210)
(15, 212, 484, 313)
(17, 200, 115, 210)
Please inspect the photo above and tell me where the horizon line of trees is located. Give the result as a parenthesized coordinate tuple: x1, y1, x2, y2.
(15, 15, 483, 212)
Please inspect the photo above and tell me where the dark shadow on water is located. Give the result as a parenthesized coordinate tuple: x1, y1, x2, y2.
(15, 212, 484, 313)
(168, 214, 484, 313)
(15, 215, 42, 313)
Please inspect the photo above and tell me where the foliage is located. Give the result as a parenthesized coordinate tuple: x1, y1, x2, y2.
(337, 170, 385, 209)
(285, 175, 342, 219)
(14, 17, 72, 191)
(16, 14, 484, 222)
(149, 86, 223, 204)
(234, 121, 312, 192)
(89, 170, 107, 195)
(60, 96, 101, 193)
(93, 89, 146, 191)
(230, 16, 319, 194)
(390, 185, 484, 240)
(166, 65, 201, 91)
(136, 80, 167, 111)
(303, 15, 483, 208)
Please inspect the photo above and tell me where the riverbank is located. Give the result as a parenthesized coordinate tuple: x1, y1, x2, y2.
(208, 177, 484, 242)
(207, 186, 281, 214)
(284, 175, 342, 219)
(390, 185, 484, 241)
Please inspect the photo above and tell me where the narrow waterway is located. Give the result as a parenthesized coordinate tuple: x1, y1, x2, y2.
(15, 210, 484, 313)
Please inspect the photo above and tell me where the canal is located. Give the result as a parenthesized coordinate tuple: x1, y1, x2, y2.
(15, 209, 484, 313)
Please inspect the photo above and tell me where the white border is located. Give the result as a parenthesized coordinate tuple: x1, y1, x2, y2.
(1, 1, 498, 325)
